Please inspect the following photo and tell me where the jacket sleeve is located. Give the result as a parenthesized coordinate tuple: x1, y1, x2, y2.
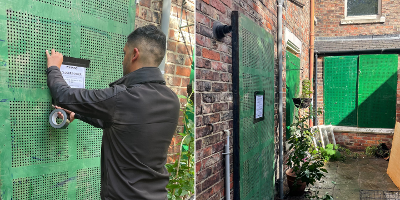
(74, 113, 109, 129)
(46, 66, 125, 122)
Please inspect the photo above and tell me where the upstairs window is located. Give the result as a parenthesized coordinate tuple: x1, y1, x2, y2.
(341, 0, 385, 24)
(347, 0, 379, 16)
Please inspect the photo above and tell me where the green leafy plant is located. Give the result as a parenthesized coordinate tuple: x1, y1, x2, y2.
(319, 144, 342, 162)
(365, 145, 378, 157)
(286, 107, 327, 187)
(337, 146, 363, 159)
(166, 91, 194, 200)
(300, 79, 312, 98)
(365, 142, 390, 158)
(306, 190, 334, 200)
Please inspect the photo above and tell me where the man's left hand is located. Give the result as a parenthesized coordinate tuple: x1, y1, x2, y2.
(46, 49, 63, 68)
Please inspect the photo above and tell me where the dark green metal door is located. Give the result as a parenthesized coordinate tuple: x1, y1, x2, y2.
(232, 12, 275, 200)
(285, 51, 300, 138)
(0, 1, 135, 199)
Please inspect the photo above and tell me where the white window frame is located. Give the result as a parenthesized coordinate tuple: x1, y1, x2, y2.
(341, 0, 385, 24)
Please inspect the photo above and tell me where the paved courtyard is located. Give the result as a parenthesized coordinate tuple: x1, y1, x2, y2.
(282, 157, 399, 199)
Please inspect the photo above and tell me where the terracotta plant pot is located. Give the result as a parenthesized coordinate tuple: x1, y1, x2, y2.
(286, 168, 307, 196)
(292, 98, 312, 108)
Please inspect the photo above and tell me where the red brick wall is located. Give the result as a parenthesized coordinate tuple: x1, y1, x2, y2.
(135, 0, 195, 163)
(334, 132, 393, 151)
(315, 0, 400, 37)
(196, 0, 311, 199)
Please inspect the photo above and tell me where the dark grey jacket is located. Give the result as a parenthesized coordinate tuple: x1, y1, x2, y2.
(46, 66, 180, 200)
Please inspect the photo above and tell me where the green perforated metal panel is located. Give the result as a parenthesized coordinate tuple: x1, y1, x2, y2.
(358, 54, 398, 128)
(0, 1, 135, 199)
(76, 167, 101, 199)
(285, 51, 300, 138)
(324, 56, 358, 126)
(237, 13, 275, 200)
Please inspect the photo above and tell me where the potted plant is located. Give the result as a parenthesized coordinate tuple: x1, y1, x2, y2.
(293, 79, 312, 108)
(286, 107, 326, 195)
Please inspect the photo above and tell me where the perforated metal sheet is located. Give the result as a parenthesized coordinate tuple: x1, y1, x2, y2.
(285, 51, 300, 138)
(10, 101, 69, 167)
(358, 54, 397, 128)
(77, 121, 102, 160)
(82, 0, 129, 24)
(34, 0, 72, 9)
(13, 171, 69, 199)
(76, 167, 101, 199)
(236, 13, 275, 200)
(324, 56, 358, 126)
(0, 1, 135, 199)
(7, 10, 71, 88)
(80, 26, 125, 89)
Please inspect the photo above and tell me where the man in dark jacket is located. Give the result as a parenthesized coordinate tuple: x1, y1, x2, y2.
(46, 25, 180, 199)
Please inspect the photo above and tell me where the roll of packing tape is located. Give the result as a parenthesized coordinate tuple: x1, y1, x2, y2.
(49, 109, 70, 129)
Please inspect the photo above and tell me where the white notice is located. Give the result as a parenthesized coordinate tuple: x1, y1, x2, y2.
(60, 64, 86, 88)
(255, 95, 264, 119)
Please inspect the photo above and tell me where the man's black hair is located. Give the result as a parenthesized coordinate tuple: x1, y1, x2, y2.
(127, 25, 166, 65)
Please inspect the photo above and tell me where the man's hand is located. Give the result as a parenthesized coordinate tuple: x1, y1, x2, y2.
(46, 49, 63, 69)
(55, 106, 75, 122)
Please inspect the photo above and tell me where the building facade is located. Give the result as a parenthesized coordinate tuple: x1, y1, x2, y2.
(315, 0, 399, 150)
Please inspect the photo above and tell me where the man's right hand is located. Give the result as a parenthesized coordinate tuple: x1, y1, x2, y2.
(46, 49, 63, 69)
(55, 106, 75, 122)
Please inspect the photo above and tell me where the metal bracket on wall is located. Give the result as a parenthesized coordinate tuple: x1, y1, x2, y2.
(288, 0, 305, 8)
(213, 21, 232, 40)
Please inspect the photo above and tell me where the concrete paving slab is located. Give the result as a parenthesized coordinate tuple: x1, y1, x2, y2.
(281, 157, 399, 199)
(333, 188, 359, 200)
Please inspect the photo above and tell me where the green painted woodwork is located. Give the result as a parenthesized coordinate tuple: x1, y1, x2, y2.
(324, 56, 358, 126)
(285, 51, 300, 138)
(238, 13, 275, 200)
(0, 0, 135, 199)
(358, 54, 398, 128)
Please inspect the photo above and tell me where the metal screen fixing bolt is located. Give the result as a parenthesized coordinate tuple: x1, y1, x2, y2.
(213, 21, 232, 39)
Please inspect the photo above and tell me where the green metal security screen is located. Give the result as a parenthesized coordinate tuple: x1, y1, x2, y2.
(232, 11, 275, 200)
(324, 55, 398, 128)
(286, 51, 300, 138)
(358, 54, 397, 128)
(0, 1, 135, 199)
(324, 56, 358, 126)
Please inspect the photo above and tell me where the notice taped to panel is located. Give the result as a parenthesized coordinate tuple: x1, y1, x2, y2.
(60, 57, 90, 89)
(60, 65, 86, 88)
(254, 91, 265, 123)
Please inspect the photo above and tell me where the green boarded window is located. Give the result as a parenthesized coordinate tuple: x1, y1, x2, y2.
(286, 51, 300, 138)
(324, 56, 358, 126)
(358, 54, 398, 128)
(324, 54, 398, 128)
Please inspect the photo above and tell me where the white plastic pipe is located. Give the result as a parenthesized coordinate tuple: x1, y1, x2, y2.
(159, 0, 172, 74)
(223, 130, 231, 200)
